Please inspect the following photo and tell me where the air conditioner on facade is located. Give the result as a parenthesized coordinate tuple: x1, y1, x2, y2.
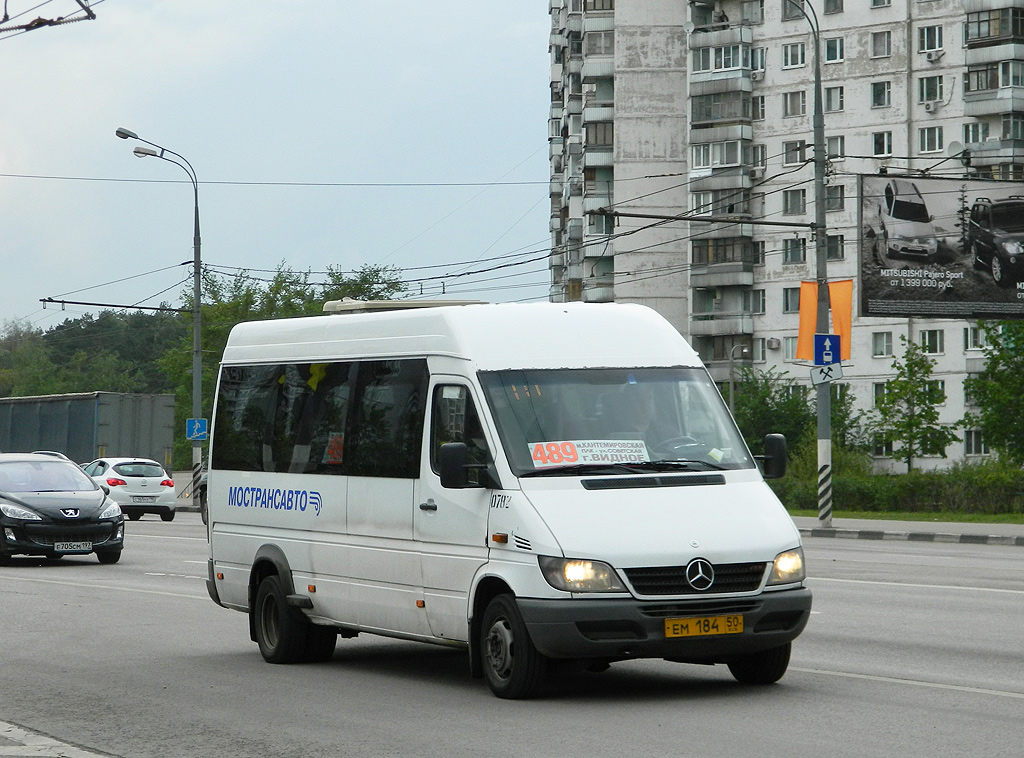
(925, 50, 944, 63)
(766, 337, 782, 350)
(923, 101, 937, 113)
(751, 70, 764, 81)
(750, 167, 764, 179)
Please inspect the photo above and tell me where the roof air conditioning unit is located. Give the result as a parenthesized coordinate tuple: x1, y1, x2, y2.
(923, 101, 937, 113)
(766, 337, 781, 350)
(751, 70, 764, 81)
(925, 50, 944, 63)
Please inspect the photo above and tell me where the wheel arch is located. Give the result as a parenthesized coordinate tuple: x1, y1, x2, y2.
(247, 544, 295, 641)
(468, 575, 514, 678)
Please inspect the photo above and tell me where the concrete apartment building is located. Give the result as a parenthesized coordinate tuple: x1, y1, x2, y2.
(547, 0, 1022, 471)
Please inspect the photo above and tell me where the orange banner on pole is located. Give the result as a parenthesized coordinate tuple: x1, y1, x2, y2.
(794, 279, 853, 362)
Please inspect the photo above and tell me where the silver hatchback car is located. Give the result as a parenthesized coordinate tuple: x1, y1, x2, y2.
(82, 458, 176, 521)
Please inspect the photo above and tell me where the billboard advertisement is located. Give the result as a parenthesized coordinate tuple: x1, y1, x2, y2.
(860, 174, 1024, 318)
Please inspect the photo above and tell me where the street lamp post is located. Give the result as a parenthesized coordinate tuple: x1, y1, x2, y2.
(728, 343, 750, 413)
(785, 0, 832, 528)
(115, 128, 203, 508)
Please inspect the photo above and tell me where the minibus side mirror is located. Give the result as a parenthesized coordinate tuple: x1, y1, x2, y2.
(438, 442, 501, 490)
(761, 433, 787, 479)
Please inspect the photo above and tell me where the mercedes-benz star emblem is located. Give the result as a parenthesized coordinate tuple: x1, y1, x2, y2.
(685, 558, 715, 591)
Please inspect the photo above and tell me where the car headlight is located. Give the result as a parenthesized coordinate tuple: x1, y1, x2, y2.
(0, 502, 42, 520)
(539, 556, 626, 593)
(99, 501, 122, 519)
(1002, 240, 1023, 257)
(767, 547, 806, 585)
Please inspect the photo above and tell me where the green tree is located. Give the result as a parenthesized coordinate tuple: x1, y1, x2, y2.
(731, 366, 814, 454)
(868, 335, 962, 471)
(964, 321, 1024, 465)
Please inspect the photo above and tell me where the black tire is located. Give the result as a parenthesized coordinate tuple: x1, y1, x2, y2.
(0, 551, 11, 567)
(304, 625, 338, 662)
(727, 642, 792, 685)
(971, 241, 985, 270)
(127, 513, 142, 521)
(96, 549, 121, 565)
(480, 594, 546, 699)
(160, 511, 175, 522)
(200, 500, 208, 526)
(254, 574, 309, 664)
(992, 255, 1010, 287)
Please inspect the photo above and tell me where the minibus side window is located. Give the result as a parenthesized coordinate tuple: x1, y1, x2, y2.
(430, 385, 489, 483)
(345, 359, 429, 478)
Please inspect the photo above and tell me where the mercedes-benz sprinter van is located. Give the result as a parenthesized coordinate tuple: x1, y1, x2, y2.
(205, 301, 811, 698)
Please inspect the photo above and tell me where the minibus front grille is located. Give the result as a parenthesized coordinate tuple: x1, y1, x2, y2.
(624, 562, 767, 595)
(582, 474, 726, 490)
(639, 600, 760, 618)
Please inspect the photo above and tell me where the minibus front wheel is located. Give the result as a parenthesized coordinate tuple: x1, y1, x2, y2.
(726, 642, 791, 685)
(480, 594, 547, 699)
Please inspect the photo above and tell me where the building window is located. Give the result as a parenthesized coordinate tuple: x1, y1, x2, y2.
(742, 0, 766, 25)
(871, 0, 890, 7)
(825, 185, 845, 211)
(824, 86, 844, 112)
(586, 0, 614, 10)
(586, 121, 614, 147)
(783, 91, 807, 117)
(585, 31, 615, 55)
(921, 329, 944, 354)
(873, 382, 888, 407)
(827, 135, 845, 159)
(692, 91, 750, 123)
(782, 287, 801, 312)
(964, 430, 991, 456)
(692, 238, 754, 265)
(919, 126, 943, 153)
(782, 0, 805, 22)
(824, 37, 844, 62)
(783, 189, 806, 215)
(751, 143, 768, 168)
(871, 31, 892, 58)
(752, 95, 766, 121)
(964, 122, 990, 144)
(752, 337, 767, 362)
(783, 336, 799, 360)
(783, 237, 807, 264)
(745, 288, 767, 313)
(693, 44, 747, 72)
(873, 131, 893, 157)
(873, 436, 893, 458)
(871, 81, 892, 107)
(827, 233, 845, 260)
(964, 374, 979, 406)
(783, 43, 806, 67)
(753, 240, 766, 265)
(691, 140, 741, 168)
(783, 140, 807, 165)
(925, 380, 946, 405)
(824, 0, 843, 13)
(964, 326, 988, 350)
(752, 47, 766, 71)
(918, 25, 943, 51)
(872, 331, 893, 357)
(919, 76, 943, 103)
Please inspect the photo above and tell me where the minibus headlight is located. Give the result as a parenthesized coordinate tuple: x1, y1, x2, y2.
(538, 556, 626, 593)
(768, 548, 806, 585)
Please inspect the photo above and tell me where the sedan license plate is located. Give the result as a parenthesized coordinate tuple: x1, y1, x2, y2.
(132, 496, 156, 503)
(55, 541, 92, 552)
(665, 614, 743, 638)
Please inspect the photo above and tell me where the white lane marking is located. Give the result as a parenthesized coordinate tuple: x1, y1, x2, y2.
(1, 574, 206, 600)
(791, 667, 1024, 700)
(809, 576, 1024, 595)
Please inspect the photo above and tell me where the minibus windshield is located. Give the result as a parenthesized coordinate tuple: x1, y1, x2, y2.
(479, 368, 755, 477)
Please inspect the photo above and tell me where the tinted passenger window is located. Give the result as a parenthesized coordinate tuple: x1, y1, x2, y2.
(212, 359, 427, 478)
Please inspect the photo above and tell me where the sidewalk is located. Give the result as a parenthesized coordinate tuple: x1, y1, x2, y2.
(793, 516, 1024, 546)
(0, 721, 110, 758)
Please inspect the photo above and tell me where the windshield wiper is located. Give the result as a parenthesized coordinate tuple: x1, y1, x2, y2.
(522, 460, 727, 477)
(644, 459, 727, 471)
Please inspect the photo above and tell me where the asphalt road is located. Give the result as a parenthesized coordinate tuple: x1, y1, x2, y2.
(1, 513, 1022, 757)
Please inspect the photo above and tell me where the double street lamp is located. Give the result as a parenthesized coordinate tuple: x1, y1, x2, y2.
(115, 128, 204, 504)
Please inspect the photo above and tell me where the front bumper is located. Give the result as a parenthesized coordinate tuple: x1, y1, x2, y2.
(2, 519, 124, 558)
(517, 587, 811, 662)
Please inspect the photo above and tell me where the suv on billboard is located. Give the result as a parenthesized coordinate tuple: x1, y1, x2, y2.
(967, 196, 1024, 286)
(876, 179, 939, 263)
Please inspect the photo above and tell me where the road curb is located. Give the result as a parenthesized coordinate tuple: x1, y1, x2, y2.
(799, 527, 1024, 547)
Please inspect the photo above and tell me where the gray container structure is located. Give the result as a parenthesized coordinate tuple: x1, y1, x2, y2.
(0, 392, 175, 467)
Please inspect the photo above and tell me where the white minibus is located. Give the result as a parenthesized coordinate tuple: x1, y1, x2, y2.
(205, 301, 811, 698)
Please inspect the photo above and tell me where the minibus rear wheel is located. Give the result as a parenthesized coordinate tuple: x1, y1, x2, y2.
(254, 574, 309, 664)
(726, 642, 791, 685)
(480, 594, 546, 699)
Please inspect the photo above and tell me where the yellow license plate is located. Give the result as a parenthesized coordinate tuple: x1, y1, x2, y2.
(665, 614, 743, 638)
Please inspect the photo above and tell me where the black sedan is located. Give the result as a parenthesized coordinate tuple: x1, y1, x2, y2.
(0, 453, 124, 565)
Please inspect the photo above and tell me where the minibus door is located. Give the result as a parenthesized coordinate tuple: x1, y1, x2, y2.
(415, 381, 492, 641)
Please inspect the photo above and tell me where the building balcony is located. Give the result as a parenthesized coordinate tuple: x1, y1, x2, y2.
(583, 148, 614, 167)
(690, 261, 755, 289)
(583, 104, 614, 122)
(688, 312, 755, 337)
(582, 278, 615, 303)
(582, 57, 615, 82)
(965, 137, 1024, 165)
(964, 86, 1024, 117)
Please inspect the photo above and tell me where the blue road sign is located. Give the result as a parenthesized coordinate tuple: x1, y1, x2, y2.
(186, 418, 208, 441)
(814, 334, 840, 366)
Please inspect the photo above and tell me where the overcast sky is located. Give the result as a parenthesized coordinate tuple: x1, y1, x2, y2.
(1, 1, 551, 330)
